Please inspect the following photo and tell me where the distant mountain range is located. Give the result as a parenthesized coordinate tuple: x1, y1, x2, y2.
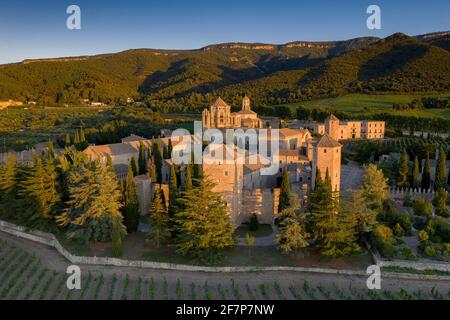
(0, 31, 449, 111)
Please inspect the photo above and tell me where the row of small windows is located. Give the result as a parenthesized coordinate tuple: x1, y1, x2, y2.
(323, 149, 339, 154)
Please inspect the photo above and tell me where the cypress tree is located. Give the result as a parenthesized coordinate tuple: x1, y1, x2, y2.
(147, 189, 170, 248)
(168, 164, 179, 236)
(130, 157, 139, 177)
(138, 142, 147, 175)
(111, 217, 123, 257)
(47, 140, 55, 158)
(412, 156, 420, 189)
(175, 177, 235, 262)
(147, 159, 157, 182)
(434, 147, 447, 191)
(79, 128, 86, 143)
(421, 155, 431, 191)
(146, 145, 152, 161)
(153, 138, 163, 183)
(167, 139, 173, 159)
(65, 133, 71, 147)
(433, 188, 449, 217)
(278, 169, 291, 213)
(79, 128, 86, 149)
(184, 165, 193, 192)
(73, 130, 80, 150)
(397, 149, 409, 188)
(124, 164, 140, 233)
(447, 167, 450, 187)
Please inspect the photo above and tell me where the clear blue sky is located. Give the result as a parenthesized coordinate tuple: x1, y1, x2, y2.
(0, 0, 449, 64)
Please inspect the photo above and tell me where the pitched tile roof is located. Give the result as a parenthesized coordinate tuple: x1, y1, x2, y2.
(212, 97, 230, 108)
(317, 133, 341, 148)
(326, 114, 339, 121)
(84, 143, 138, 158)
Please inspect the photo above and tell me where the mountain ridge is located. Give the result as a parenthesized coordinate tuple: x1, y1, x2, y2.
(0, 31, 449, 111)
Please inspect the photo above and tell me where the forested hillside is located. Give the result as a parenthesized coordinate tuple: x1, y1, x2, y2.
(0, 32, 449, 112)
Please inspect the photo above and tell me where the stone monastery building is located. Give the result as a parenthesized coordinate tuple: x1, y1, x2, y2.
(81, 96, 385, 226)
(202, 96, 263, 129)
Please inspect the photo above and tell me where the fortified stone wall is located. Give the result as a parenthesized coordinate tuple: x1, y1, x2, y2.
(240, 188, 280, 225)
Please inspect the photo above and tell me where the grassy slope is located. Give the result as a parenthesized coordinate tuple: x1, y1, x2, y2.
(275, 93, 450, 119)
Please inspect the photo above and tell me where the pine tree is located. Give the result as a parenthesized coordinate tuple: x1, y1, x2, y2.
(56, 160, 125, 242)
(310, 170, 360, 257)
(434, 147, 447, 191)
(421, 155, 431, 191)
(147, 189, 170, 248)
(278, 169, 290, 213)
(0, 154, 18, 219)
(276, 208, 309, 254)
(19, 157, 60, 228)
(130, 157, 139, 177)
(124, 164, 140, 233)
(397, 149, 409, 188)
(65, 133, 71, 147)
(138, 142, 147, 175)
(412, 156, 420, 189)
(175, 177, 235, 262)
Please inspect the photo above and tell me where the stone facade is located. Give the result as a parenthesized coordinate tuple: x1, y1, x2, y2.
(296, 115, 385, 140)
(311, 134, 342, 192)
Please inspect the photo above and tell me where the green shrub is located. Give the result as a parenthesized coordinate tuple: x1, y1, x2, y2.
(393, 223, 405, 237)
(413, 197, 433, 217)
(418, 230, 429, 242)
(371, 225, 396, 259)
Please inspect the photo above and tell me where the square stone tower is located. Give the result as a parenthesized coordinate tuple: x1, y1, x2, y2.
(312, 134, 342, 192)
(325, 114, 340, 141)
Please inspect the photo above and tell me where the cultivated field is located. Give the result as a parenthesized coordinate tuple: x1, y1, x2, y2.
(277, 94, 450, 119)
(0, 232, 449, 300)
